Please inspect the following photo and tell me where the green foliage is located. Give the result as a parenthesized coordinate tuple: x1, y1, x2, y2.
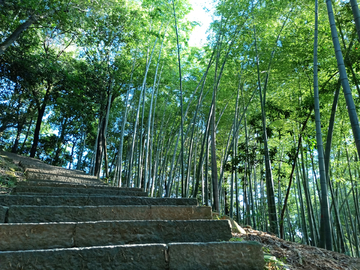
(0, 155, 24, 191)
(229, 237, 244, 242)
(264, 253, 289, 270)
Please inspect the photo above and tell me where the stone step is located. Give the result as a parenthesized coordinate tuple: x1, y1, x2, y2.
(0, 242, 264, 270)
(25, 167, 95, 177)
(19, 180, 107, 187)
(17, 181, 141, 191)
(11, 186, 147, 197)
(27, 178, 104, 185)
(4, 205, 212, 223)
(0, 194, 197, 207)
(25, 170, 103, 185)
(167, 242, 264, 270)
(0, 220, 231, 251)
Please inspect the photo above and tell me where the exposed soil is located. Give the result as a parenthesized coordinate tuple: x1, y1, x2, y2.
(234, 228, 360, 270)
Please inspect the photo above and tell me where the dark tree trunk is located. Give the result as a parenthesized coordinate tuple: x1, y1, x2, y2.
(53, 119, 68, 166)
(12, 103, 34, 154)
(20, 117, 33, 154)
(29, 104, 46, 158)
(76, 131, 86, 171)
(11, 121, 25, 153)
(68, 141, 76, 170)
(94, 117, 106, 178)
(30, 85, 51, 158)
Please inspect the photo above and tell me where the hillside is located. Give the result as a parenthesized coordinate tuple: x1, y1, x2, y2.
(234, 229, 360, 270)
(0, 151, 26, 194)
(1, 151, 360, 269)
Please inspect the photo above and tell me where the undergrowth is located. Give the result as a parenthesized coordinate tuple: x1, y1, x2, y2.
(229, 237, 290, 270)
(0, 154, 24, 193)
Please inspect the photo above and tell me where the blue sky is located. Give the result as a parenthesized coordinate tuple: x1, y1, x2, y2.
(187, 0, 216, 47)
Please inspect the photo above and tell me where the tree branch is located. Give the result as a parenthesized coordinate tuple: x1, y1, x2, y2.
(0, 15, 37, 55)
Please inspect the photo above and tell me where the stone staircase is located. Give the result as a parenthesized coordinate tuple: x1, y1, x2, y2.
(0, 155, 264, 269)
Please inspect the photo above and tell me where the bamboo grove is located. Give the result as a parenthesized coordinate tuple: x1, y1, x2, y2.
(1, 0, 360, 256)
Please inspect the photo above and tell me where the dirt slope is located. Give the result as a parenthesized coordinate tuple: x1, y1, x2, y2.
(235, 228, 360, 270)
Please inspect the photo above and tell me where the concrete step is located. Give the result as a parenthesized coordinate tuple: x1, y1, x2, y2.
(11, 186, 147, 197)
(0, 242, 264, 270)
(4, 205, 212, 223)
(0, 194, 197, 207)
(0, 220, 231, 251)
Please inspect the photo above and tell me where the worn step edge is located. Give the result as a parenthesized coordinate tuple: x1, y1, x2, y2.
(25, 178, 104, 185)
(11, 192, 148, 197)
(6, 205, 212, 223)
(26, 175, 102, 183)
(19, 180, 105, 186)
(18, 180, 107, 187)
(0, 195, 197, 207)
(26, 171, 100, 180)
(25, 173, 103, 184)
(167, 241, 264, 270)
(0, 242, 264, 270)
(0, 244, 168, 270)
(0, 220, 231, 251)
(17, 181, 143, 192)
(11, 186, 147, 196)
(25, 168, 95, 177)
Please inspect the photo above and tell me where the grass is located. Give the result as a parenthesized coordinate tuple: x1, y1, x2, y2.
(228, 237, 290, 269)
(0, 154, 25, 193)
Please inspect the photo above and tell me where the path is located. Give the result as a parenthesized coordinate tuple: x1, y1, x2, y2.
(0, 152, 264, 269)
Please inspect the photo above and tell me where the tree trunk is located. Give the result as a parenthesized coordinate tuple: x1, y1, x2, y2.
(205, 136, 209, 206)
(324, 81, 341, 178)
(0, 16, 37, 55)
(53, 118, 68, 166)
(144, 28, 167, 193)
(350, 0, 360, 42)
(166, 131, 180, 197)
(254, 34, 278, 235)
(20, 117, 33, 154)
(252, 14, 292, 235)
(127, 28, 160, 187)
(93, 92, 112, 178)
(328, 177, 346, 253)
(314, 0, 332, 250)
(11, 121, 25, 154)
(296, 162, 309, 245)
(300, 147, 316, 246)
(279, 113, 310, 239)
(94, 117, 105, 178)
(30, 85, 51, 158)
(326, 0, 360, 160)
(76, 132, 85, 171)
(230, 73, 242, 218)
(68, 141, 76, 170)
(115, 56, 136, 186)
(210, 94, 220, 212)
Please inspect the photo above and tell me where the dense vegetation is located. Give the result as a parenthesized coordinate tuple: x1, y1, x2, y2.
(1, 0, 360, 256)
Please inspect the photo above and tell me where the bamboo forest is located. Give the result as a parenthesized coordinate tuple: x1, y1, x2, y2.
(1, 0, 360, 257)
